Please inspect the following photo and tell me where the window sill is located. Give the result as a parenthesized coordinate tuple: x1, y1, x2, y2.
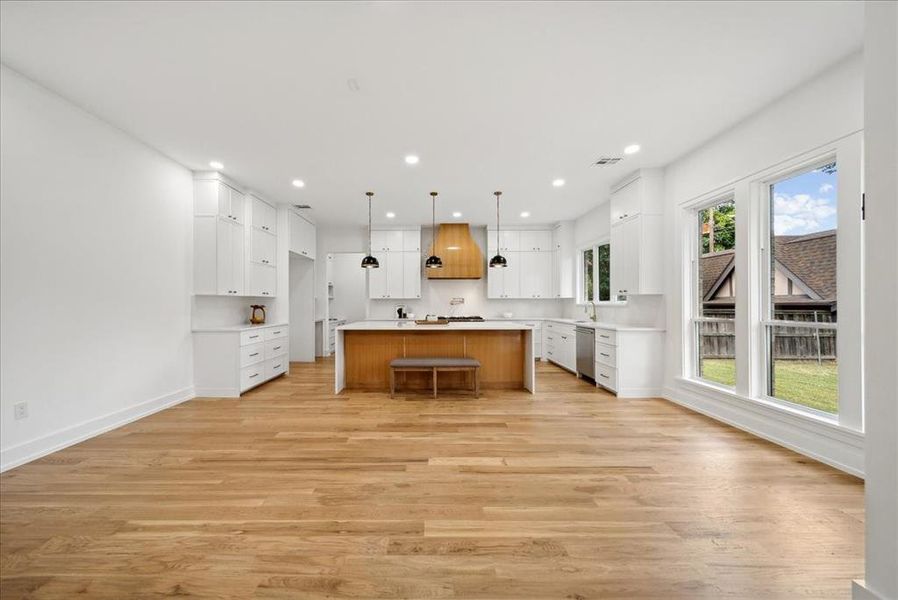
(674, 376, 862, 441)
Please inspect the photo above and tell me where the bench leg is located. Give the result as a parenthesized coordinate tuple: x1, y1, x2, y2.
(433, 368, 438, 399)
(475, 367, 480, 398)
(390, 368, 395, 399)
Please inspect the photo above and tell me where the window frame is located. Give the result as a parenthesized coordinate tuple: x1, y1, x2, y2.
(758, 155, 841, 419)
(689, 193, 738, 389)
(576, 239, 618, 306)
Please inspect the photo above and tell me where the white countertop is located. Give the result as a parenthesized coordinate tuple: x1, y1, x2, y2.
(192, 322, 288, 333)
(340, 320, 534, 331)
(363, 318, 664, 332)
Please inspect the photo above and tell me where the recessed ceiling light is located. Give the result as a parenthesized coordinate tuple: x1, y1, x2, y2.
(552, 178, 565, 187)
(452, 211, 462, 218)
(292, 179, 305, 188)
(404, 155, 419, 165)
(209, 161, 224, 170)
(520, 211, 531, 218)
(386, 212, 396, 219)
(624, 144, 641, 155)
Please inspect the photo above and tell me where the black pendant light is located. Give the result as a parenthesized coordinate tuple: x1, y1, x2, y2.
(361, 191, 379, 269)
(424, 191, 443, 269)
(489, 191, 507, 268)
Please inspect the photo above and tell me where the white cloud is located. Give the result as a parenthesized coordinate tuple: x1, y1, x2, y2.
(819, 183, 834, 194)
(773, 193, 836, 235)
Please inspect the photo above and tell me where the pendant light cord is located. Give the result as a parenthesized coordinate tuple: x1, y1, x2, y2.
(494, 191, 502, 250)
(367, 192, 373, 255)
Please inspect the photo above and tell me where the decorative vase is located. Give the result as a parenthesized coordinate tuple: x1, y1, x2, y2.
(250, 304, 266, 325)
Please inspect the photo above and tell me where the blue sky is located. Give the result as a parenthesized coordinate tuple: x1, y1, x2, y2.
(771, 165, 838, 236)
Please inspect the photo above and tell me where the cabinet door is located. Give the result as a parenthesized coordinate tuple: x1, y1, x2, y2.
(289, 213, 316, 259)
(610, 178, 640, 223)
(250, 263, 276, 297)
(251, 229, 276, 266)
(499, 230, 520, 252)
(520, 230, 553, 252)
(402, 252, 421, 298)
(386, 252, 404, 298)
(368, 253, 388, 299)
(252, 197, 276, 233)
(533, 251, 553, 297)
(230, 220, 245, 295)
(402, 230, 420, 252)
(216, 218, 233, 295)
(372, 230, 402, 252)
(502, 252, 521, 298)
(610, 221, 627, 298)
(229, 188, 246, 225)
(487, 266, 505, 299)
(520, 251, 541, 298)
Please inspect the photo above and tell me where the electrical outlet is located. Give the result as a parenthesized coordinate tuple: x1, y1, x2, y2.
(14, 401, 28, 420)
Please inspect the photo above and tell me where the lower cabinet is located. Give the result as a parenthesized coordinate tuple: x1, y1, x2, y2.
(543, 321, 576, 372)
(594, 327, 664, 398)
(515, 320, 543, 359)
(193, 324, 289, 397)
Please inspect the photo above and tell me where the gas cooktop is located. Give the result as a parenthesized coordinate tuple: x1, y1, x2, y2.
(438, 316, 485, 322)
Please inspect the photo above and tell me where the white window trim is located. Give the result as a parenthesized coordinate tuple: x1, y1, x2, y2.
(678, 131, 863, 434)
(575, 238, 625, 306)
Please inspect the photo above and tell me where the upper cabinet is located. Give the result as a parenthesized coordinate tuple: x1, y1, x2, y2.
(519, 230, 553, 252)
(609, 170, 665, 298)
(195, 179, 245, 225)
(552, 221, 575, 298)
(368, 228, 421, 299)
(289, 212, 316, 259)
(487, 227, 556, 299)
(251, 195, 276, 233)
(609, 168, 664, 222)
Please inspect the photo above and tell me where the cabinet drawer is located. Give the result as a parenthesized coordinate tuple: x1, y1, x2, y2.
(240, 363, 265, 391)
(265, 339, 288, 359)
(240, 329, 266, 346)
(268, 356, 288, 377)
(596, 342, 617, 367)
(595, 328, 617, 346)
(264, 325, 288, 341)
(241, 342, 265, 367)
(595, 363, 618, 392)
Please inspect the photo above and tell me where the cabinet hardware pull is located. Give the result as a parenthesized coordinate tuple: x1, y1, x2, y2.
(249, 352, 259, 357)
(249, 373, 258, 378)
(249, 335, 259, 339)
(274, 364, 281, 369)
(600, 353, 610, 357)
(600, 373, 609, 379)
(273, 346, 281, 351)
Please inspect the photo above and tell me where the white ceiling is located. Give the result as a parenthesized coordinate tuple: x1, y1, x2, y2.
(0, 1, 862, 227)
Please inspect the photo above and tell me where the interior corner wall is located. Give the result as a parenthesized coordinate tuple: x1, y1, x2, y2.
(660, 52, 864, 474)
(0, 65, 195, 471)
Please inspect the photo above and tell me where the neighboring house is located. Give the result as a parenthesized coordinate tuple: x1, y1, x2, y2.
(701, 230, 837, 321)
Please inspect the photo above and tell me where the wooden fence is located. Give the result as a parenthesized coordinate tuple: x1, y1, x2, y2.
(699, 310, 836, 361)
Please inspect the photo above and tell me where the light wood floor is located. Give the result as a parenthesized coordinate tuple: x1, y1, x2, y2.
(1, 359, 863, 599)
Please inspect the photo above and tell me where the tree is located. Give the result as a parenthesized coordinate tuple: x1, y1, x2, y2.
(701, 201, 735, 254)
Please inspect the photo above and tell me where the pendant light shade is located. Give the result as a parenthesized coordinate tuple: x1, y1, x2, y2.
(489, 191, 507, 268)
(425, 192, 443, 269)
(361, 191, 379, 269)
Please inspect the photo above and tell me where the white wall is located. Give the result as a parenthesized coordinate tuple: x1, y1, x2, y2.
(289, 254, 315, 362)
(0, 66, 195, 470)
(660, 52, 865, 475)
(856, 3, 898, 598)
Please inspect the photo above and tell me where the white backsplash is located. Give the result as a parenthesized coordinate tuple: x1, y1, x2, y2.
(562, 294, 666, 328)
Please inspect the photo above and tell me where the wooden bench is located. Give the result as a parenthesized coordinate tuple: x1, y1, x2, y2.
(389, 357, 481, 398)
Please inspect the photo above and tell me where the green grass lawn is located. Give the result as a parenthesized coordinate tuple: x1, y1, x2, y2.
(700, 359, 838, 414)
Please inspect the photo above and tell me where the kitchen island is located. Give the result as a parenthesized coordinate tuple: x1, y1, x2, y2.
(335, 321, 536, 394)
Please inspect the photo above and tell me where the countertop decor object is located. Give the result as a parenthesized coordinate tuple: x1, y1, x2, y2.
(414, 319, 449, 325)
(250, 304, 266, 324)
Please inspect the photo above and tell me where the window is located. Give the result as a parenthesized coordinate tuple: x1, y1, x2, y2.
(693, 197, 736, 388)
(764, 162, 838, 414)
(580, 243, 611, 303)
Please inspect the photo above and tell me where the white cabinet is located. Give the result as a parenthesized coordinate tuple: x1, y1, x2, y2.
(368, 251, 421, 299)
(610, 214, 663, 299)
(251, 228, 276, 266)
(250, 195, 276, 233)
(289, 212, 316, 259)
(402, 230, 421, 252)
(371, 230, 403, 252)
(487, 253, 521, 298)
(516, 320, 543, 360)
(520, 251, 552, 298)
(195, 180, 244, 225)
(487, 229, 520, 253)
(552, 222, 575, 298)
(593, 327, 664, 398)
(519, 230, 553, 252)
(543, 321, 576, 372)
(609, 169, 663, 223)
(193, 324, 289, 397)
(248, 262, 276, 297)
(194, 216, 245, 296)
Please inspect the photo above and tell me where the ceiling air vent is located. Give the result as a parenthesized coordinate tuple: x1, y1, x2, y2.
(593, 156, 623, 166)
(293, 204, 312, 210)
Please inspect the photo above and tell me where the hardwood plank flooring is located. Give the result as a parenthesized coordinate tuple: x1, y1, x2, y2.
(0, 359, 863, 599)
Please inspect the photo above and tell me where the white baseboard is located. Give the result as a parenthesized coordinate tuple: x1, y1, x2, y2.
(0, 385, 195, 473)
(194, 387, 240, 398)
(617, 387, 665, 399)
(663, 380, 864, 477)
(853, 580, 894, 600)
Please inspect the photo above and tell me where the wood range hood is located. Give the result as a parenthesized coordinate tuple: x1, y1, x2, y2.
(426, 223, 484, 279)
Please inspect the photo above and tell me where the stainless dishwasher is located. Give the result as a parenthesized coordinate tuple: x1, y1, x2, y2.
(576, 326, 595, 381)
